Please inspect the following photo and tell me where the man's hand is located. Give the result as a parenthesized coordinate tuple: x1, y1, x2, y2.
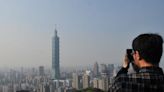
(116, 54, 130, 76)
(122, 54, 130, 69)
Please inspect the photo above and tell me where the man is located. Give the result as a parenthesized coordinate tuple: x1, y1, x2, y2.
(109, 33, 164, 92)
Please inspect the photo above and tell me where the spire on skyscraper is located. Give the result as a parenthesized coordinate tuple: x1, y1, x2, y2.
(55, 29, 57, 37)
(55, 24, 58, 36)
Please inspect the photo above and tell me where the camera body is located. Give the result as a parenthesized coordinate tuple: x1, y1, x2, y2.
(126, 49, 134, 62)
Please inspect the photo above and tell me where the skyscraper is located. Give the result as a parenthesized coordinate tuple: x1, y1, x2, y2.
(82, 73, 90, 89)
(52, 29, 60, 79)
(98, 75, 109, 91)
(93, 62, 99, 77)
(100, 64, 107, 74)
(39, 66, 45, 76)
(72, 73, 82, 90)
(107, 64, 114, 77)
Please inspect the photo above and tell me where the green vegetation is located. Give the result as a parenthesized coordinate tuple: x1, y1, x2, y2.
(75, 87, 105, 92)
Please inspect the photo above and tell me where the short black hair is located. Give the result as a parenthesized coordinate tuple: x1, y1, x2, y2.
(132, 33, 163, 65)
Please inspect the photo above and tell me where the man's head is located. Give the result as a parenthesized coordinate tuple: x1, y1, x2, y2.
(132, 33, 163, 67)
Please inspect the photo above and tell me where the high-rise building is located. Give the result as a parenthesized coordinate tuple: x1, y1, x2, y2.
(93, 62, 99, 77)
(72, 73, 82, 90)
(98, 74, 109, 91)
(52, 29, 60, 79)
(100, 64, 107, 74)
(93, 78, 99, 88)
(107, 64, 114, 77)
(82, 74, 90, 89)
(44, 84, 50, 92)
(39, 66, 45, 76)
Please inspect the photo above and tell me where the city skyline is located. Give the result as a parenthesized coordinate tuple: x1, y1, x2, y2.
(0, 0, 164, 68)
(0, 61, 117, 92)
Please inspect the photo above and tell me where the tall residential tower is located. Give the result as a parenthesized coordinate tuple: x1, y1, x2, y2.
(52, 29, 60, 79)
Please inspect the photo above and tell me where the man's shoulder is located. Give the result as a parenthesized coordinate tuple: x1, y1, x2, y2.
(114, 72, 164, 83)
(117, 71, 164, 77)
(110, 72, 164, 92)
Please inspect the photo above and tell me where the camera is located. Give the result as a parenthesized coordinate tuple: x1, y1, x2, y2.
(126, 49, 134, 62)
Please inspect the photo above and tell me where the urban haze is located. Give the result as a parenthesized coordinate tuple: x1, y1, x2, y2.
(0, 0, 164, 92)
(0, 1, 164, 68)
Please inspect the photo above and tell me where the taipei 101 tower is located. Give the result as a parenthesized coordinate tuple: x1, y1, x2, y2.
(52, 28, 60, 79)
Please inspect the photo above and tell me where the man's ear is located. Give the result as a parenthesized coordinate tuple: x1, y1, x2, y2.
(135, 51, 141, 60)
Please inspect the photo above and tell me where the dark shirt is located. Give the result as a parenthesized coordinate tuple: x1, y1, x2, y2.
(109, 67, 164, 92)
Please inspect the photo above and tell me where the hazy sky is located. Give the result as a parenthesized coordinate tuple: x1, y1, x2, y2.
(0, 0, 164, 68)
